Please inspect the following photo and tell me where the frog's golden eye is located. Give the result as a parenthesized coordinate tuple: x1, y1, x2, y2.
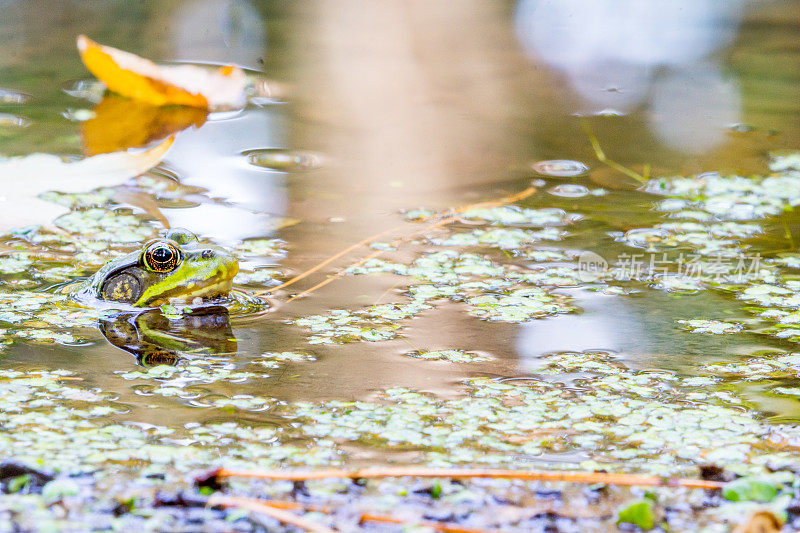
(143, 241, 181, 273)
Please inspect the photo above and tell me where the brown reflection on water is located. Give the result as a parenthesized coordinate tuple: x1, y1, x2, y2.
(280, 0, 800, 237)
(288, 2, 536, 195)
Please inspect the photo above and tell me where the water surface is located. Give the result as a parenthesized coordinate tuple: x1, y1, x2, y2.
(2, 0, 800, 441)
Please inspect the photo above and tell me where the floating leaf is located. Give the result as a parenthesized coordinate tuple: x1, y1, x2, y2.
(406, 349, 489, 363)
(723, 478, 779, 503)
(0, 138, 171, 232)
(42, 479, 81, 502)
(616, 499, 655, 530)
(676, 319, 743, 334)
(77, 35, 246, 109)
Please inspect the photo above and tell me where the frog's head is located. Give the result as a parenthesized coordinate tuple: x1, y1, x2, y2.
(82, 229, 238, 307)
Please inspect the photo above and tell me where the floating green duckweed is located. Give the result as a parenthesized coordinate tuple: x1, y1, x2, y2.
(434, 227, 567, 249)
(116, 361, 273, 408)
(651, 171, 800, 220)
(54, 208, 156, 244)
(0, 291, 109, 345)
(256, 351, 316, 368)
(460, 206, 580, 227)
(0, 368, 338, 475)
(405, 350, 490, 363)
(676, 319, 743, 334)
(404, 208, 436, 220)
(297, 250, 574, 342)
(234, 268, 280, 285)
(770, 151, 800, 172)
(2, 142, 800, 529)
(41, 190, 112, 209)
(467, 288, 569, 322)
(116, 362, 261, 385)
(608, 159, 800, 357)
(295, 306, 414, 344)
(701, 354, 800, 379)
(285, 350, 799, 474)
(618, 222, 761, 255)
(617, 499, 656, 530)
(233, 238, 287, 258)
(0, 254, 33, 274)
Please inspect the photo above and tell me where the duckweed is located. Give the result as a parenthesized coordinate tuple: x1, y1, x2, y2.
(282, 350, 798, 475)
(722, 478, 780, 503)
(405, 350, 490, 363)
(676, 319, 743, 334)
(460, 206, 580, 227)
(617, 499, 656, 530)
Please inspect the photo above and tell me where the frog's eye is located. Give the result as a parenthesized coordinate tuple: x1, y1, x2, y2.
(143, 241, 181, 273)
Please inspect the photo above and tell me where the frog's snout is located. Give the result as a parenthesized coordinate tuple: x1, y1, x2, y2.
(196, 246, 239, 281)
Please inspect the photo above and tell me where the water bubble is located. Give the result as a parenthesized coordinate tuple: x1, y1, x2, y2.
(531, 159, 589, 177)
(62, 79, 105, 103)
(0, 88, 30, 104)
(618, 228, 672, 250)
(61, 108, 96, 122)
(548, 184, 589, 198)
(131, 384, 155, 396)
(728, 123, 754, 133)
(244, 148, 323, 172)
(0, 113, 30, 127)
(573, 108, 626, 117)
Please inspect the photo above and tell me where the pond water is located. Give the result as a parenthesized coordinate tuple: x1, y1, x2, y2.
(2, 0, 800, 504)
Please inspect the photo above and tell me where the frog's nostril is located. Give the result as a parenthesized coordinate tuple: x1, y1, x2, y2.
(201, 250, 215, 259)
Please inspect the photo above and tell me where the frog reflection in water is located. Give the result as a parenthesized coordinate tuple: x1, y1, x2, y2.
(75, 228, 238, 307)
(99, 307, 236, 367)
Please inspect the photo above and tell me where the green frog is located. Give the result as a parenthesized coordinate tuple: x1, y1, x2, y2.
(74, 228, 239, 308)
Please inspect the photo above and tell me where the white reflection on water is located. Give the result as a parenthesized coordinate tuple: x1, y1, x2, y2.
(515, 0, 744, 153)
(153, 0, 283, 244)
(161, 110, 287, 244)
(650, 62, 741, 154)
(515, 290, 650, 371)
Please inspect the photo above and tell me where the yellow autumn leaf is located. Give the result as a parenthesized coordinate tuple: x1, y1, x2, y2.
(76, 35, 247, 109)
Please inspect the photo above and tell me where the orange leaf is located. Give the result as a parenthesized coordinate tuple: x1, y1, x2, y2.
(81, 95, 206, 155)
(76, 35, 246, 109)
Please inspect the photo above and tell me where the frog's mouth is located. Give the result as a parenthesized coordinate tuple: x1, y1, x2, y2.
(152, 277, 236, 307)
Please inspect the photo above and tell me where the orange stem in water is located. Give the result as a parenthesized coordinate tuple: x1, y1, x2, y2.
(207, 466, 724, 490)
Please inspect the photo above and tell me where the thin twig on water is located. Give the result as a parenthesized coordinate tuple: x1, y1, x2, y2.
(580, 119, 646, 184)
(259, 185, 538, 301)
